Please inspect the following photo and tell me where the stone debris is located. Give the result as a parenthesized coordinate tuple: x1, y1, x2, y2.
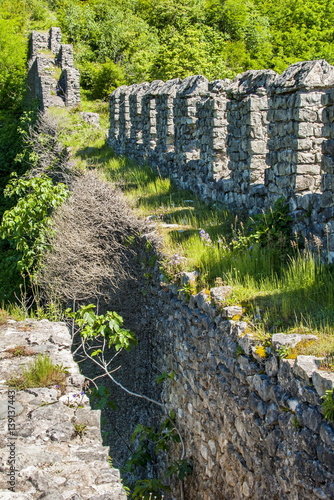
(80, 113, 100, 128)
(0, 318, 127, 500)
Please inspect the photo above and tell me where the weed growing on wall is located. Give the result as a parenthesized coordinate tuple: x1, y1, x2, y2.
(7, 353, 68, 391)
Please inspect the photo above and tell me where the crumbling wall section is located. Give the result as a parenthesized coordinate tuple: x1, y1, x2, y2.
(28, 28, 80, 111)
(108, 60, 334, 260)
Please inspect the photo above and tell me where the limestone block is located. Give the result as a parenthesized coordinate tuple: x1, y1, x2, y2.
(293, 355, 322, 380)
(312, 370, 334, 396)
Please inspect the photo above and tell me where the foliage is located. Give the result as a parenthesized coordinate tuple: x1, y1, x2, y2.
(0, 174, 68, 275)
(131, 479, 170, 499)
(321, 389, 334, 421)
(67, 304, 136, 351)
(7, 353, 68, 390)
(124, 412, 191, 498)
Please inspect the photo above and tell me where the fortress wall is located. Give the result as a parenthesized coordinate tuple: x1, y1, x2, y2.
(108, 60, 334, 260)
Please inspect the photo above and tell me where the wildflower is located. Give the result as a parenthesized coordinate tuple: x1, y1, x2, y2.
(199, 228, 212, 245)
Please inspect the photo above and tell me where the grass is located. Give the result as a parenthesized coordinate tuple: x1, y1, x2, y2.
(7, 353, 68, 391)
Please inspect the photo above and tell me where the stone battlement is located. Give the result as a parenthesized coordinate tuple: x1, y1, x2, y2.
(28, 28, 80, 111)
(108, 60, 334, 260)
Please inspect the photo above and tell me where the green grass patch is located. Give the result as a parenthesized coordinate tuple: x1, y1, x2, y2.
(7, 353, 68, 391)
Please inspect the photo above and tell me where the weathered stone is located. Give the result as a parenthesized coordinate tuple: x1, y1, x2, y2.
(272, 333, 318, 349)
(312, 370, 334, 396)
(0, 320, 127, 500)
(293, 355, 322, 380)
(28, 28, 80, 110)
(210, 286, 233, 303)
(80, 112, 100, 127)
(221, 306, 243, 319)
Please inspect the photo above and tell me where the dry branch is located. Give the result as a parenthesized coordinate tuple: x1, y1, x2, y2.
(37, 170, 142, 306)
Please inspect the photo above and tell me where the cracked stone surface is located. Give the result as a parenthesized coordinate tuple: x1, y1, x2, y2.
(0, 318, 127, 499)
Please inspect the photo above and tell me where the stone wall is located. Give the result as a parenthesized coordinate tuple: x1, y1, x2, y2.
(0, 318, 126, 499)
(108, 60, 334, 260)
(151, 278, 334, 500)
(28, 28, 80, 111)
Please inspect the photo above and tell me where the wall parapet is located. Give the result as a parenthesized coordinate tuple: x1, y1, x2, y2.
(0, 318, 127, 499)
(108, 60, 334, 260)
(28, 28, 80, 111)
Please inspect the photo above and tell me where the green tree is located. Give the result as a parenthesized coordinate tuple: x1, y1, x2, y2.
(0, 175, 68, 276)
(151, 24, 233, 81)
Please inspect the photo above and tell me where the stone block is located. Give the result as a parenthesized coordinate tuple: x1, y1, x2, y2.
(293, 355, 322, 380)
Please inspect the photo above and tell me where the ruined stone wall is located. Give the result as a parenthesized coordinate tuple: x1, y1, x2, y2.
(28, 28, 80, 111)
(0, 318, 127, 499)
(151, 279, 334, 500)
(108, 60, 334, 260)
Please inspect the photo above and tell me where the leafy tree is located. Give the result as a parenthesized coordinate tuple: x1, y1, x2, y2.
(151, 24, 233, 81)
(0, 174, 68, 276)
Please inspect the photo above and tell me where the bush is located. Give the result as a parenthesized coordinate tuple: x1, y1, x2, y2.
(37, 171, 142, 307)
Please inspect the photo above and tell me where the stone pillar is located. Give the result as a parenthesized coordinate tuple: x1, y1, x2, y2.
(225, 70, 276, 211)
(173, 75, 209, 189)
(58, 44, 74, 68)
(141, 80, 165, 162)
(29, 31, 49, 63)
(129, 83, 150, 159)
(155, 78, 182, 175)
(195, 79, 230, 201)
(118, 86, 133, 155)
(62, 68, 80, 107)
(108, 86, 128, 153)
(49, 27, 62, 55)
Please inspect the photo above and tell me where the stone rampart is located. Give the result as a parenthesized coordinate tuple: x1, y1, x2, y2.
(28, 28, 80, 111)
(151, 278, 334, 500)
(108, 60, 334, 260)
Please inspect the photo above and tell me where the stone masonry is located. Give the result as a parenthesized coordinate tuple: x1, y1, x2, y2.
(150, 278, 334, 500)
(0, 318, 127, 499)
(108, 60, 334, 261)
(28, 28, 80, 111)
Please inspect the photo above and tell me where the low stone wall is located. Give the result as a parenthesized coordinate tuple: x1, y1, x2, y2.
(108, 60, 334, 260)
(151, 279, 334, 500)
(0, 318, 126, 499)
(28, 28, 80, 111)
